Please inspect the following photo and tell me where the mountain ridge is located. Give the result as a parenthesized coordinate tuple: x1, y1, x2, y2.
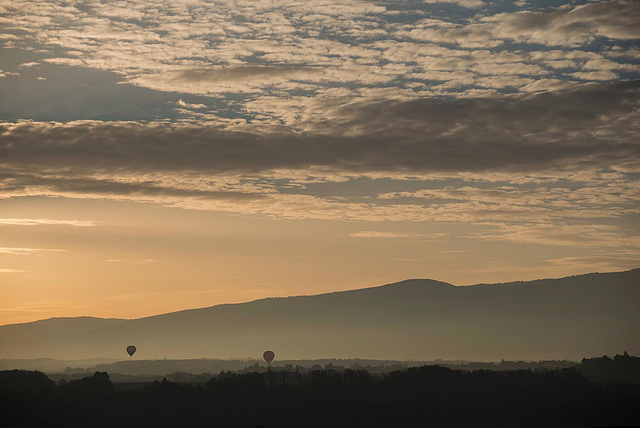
(1, 269, 638, 361)
(6, 270, 636, 327)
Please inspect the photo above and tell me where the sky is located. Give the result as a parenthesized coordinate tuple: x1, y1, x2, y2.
(0, 0, 639, 325)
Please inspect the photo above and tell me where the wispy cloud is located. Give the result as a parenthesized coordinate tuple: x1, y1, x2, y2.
(467, 223, 640, 249)
(347, 231, 427, 238)
(545, 255, 640, 271)
(0, 219, 96, 227)
(422, 0, 484, 8)
(0, 247, 66, 255)
(107, 259, 160, 264)
(0, 268, 26, 273)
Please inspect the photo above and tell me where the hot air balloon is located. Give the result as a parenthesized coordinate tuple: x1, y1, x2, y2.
(126, 345, 136, 357)
(263, 350, 275, 364)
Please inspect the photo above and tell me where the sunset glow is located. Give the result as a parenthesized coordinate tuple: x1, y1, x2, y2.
(1, 0, 639, 325)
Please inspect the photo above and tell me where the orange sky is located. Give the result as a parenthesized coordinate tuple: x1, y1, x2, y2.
(2, 195, 637, 325)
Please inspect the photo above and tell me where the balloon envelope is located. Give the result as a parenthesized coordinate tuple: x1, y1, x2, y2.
(263, 350, 275, 364)
(126, 345, 136, 357)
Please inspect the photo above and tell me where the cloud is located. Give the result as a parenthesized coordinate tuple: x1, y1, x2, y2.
(519, 79, 577, 93)
(545, 255, 640, 271)
(377, 184, 640, 219)
(404, 1, 640, 48)
(176, 99, 207, 110)
(0, 70, 20, 78)
(422, 0, 484, 9)
(0, 79, 637, 245)
(347, 231, 427, 238)
(0, 268, 25, 273)
(0, 0, 638, 254)
(2, 80, 638, 178)
(1, 0, 637, 115)
(0, 247, 66, 255)
(571, 71, 618, 81)
(107, 259, 160, 264)
(467, 223, 640, 249)
(174, 67, 315, 84)
(143, 66, 321, 94)
(479, 0, 640, 47)
(0, 171, 266, 201)
(0, 218, 97, 227)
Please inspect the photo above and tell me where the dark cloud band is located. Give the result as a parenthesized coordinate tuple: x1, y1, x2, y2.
(1, 80, 639, 178)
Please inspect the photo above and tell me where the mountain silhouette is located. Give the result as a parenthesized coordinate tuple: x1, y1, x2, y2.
(1, 269, 638, 360)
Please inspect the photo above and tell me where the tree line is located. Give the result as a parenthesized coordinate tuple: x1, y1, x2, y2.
(1, 355, 639, 427)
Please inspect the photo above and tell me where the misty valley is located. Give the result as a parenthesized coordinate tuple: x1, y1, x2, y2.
(1, 353, 639, 427)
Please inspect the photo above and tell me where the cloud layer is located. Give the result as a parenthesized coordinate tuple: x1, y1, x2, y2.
(1, 0, 639, 252)
(1, 0, 639, 124)
(2, 80, 639, 175)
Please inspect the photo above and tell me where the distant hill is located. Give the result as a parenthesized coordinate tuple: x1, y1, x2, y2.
(1, 269, 638, 361)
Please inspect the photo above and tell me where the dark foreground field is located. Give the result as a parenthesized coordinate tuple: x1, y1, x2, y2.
(1, 355, 639, 428)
